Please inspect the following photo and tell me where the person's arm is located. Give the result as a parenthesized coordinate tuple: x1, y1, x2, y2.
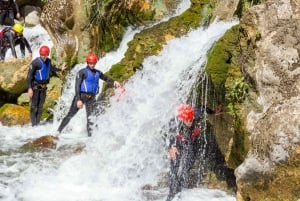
(22, 37, 32, 59)
(75, 69, 86, 101)
(74, 69, 86, 109)
(99, 71, 121, 88)
(27, 59, 39, 97)
(12, 0, 20, 18)
(168, 135, 179, 160)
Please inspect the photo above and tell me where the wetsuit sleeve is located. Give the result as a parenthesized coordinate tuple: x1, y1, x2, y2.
(27, 59, 39, 88)
(169, 135, 177, 149)
(12, 0, 19, 13)
(75, 69, 86, 101)
(50, 60, 62, 73)
(98, 71, 115, 87)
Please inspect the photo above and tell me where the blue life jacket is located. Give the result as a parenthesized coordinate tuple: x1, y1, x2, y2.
(80, 67, 100, 94)
(34, 57, 50, 81)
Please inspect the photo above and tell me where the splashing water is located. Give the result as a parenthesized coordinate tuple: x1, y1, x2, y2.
(0, 12, 238, 201)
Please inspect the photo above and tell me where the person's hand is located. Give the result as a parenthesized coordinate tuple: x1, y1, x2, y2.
(28, 53, 32, 60)
(114, 81, 121, 88)
(61, 63, 67, 71)
(28, 88, 33, 98)
(77, 100, 83, 109)
(168, 147, 179, 160)
(16, 13, 21, 19)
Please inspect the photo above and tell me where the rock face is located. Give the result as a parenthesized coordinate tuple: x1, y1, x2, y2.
(235, 0, 300, 200)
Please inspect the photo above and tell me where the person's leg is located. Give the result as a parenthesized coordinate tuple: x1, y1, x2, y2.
(0, 12, 6, 25)
(166, 156, 181, 201)
(7, 10, 14, 26)
(85, 98, 96, 137)
(30, 89, 40, 126)
(57, 97, 79, 133)
(179, 144, 195, 188)
(35, 89, 47, 125)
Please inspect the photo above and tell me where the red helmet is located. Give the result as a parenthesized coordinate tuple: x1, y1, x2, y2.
(39, 45, 50, 56)
(176, 104, 194, 121)
(86, 53, 98, 63)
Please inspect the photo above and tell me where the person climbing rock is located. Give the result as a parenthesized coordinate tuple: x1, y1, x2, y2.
(0, 23, 32, 60)
(57, 53, 121, 137)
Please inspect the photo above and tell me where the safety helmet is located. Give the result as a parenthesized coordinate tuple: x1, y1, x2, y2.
(176, 104, 194, 122)
(86, 53, 98, 63)
(39, 45, 50, 56)
(12, 23, 24, 33)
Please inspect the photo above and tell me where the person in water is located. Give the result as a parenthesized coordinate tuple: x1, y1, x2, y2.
(27, 45, 66, 126)
(57, 53, 121, 137)
(166, 103, 221, 201)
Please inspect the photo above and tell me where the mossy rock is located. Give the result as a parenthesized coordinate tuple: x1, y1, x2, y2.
(0, 103, 30, 126)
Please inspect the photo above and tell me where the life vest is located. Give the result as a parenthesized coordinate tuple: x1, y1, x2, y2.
(34, 57, 50, 81)
(176, 127, 200, 142)
(80, 67, 100, 94)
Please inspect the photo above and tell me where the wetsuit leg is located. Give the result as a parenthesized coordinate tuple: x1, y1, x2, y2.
(178, 144, 195, 188)
(30, 88, 46, 126)
(85, 98, 96, 137)
(0, 12, 6, 25)
(7, 10, 14, 26)
(57, 97, 79, 133)
(36, 89, 46, 125)
(166, 155, 182, 201)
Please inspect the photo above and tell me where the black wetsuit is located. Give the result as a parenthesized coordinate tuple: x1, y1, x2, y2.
(0, 0, 19, 26)
(27, 57, 61, 126)
(166, 106, 215, 201)
(0, 28, 32, 60)
(57, 66, 115, 136)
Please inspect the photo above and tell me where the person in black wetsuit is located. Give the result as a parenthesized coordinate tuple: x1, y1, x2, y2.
(0, 0, 20, 26)
(0, 23, 32, 60)
(27, 45, 66, 126)
(57, 53, 121, 137)
(166, 104, 221, 201)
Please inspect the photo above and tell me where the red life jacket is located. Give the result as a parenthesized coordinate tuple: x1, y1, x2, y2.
(0, 27, 10, 47)
(176, 127, 201, 142)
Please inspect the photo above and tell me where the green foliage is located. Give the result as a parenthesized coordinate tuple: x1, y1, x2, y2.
(50, 47, 57, 66)
(63, 44, 78, 68)
(226, 77, 250, 107)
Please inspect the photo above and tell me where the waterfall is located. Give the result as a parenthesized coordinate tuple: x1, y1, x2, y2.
(0, 6, 238, 201)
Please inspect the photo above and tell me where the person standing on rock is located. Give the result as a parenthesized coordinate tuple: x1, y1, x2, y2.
(27, 45, 66, 126)
(56, 53, 121, 137)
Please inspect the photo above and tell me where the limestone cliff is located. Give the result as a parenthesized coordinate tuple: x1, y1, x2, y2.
(235, 0, 300, 200)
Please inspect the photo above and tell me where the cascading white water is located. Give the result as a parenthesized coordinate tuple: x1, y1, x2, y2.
(0, 2, 238, 201)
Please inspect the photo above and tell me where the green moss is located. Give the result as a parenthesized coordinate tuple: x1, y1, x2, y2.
(206, 25, 240, 88)
(104, 1, 209, 85)
(63, 44, 78, 68)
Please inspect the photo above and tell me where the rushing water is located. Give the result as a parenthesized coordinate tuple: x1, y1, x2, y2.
(0, 2, 238, 200)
